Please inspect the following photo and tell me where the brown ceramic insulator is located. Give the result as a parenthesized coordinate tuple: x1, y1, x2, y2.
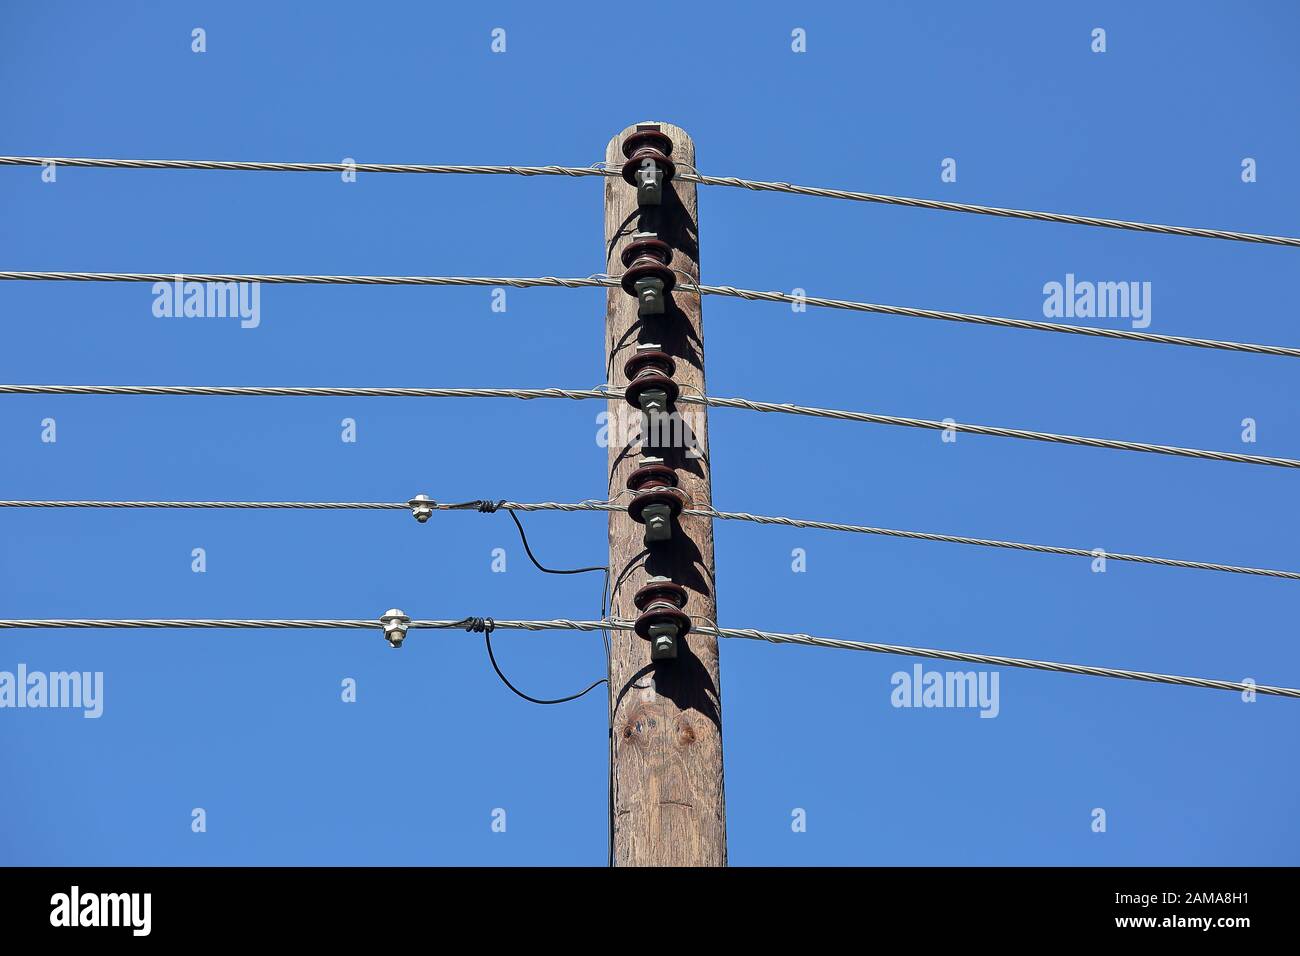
(633, 604, 693, 641)
(626, 486, 685, 525)
(623, 348, 676, 379)
(623, 367, 680, 410)
(620, 129, 676, 186)
(620, 258, 677, 298)
(620, 237, 672, 271)
(627, 461, 678, 492)
(621, 127, 674, 161)
(634, 579, 688, 612)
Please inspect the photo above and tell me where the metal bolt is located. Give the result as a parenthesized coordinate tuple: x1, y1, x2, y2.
(637, 158, 663, 205)
(638, 387, 670, 449)
(634, 276, 665, 316)
(408, 494, 435, 523)
(648, 622, 678, 660)
(642, 502, 672, 544)
(637, 387, 668, 417)
(379, 608, 411, 648)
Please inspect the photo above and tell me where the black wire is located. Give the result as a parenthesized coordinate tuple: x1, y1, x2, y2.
(506, 509, 607, 575)
(462, 617, 609, 706)
(500, 508, 615, 861)
(441, 499, 605, 575)
(601, 566, 613, 868)
(447, 500, 614, 861)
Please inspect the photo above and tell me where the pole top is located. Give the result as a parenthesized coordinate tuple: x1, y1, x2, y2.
(606, 122, 695, 166)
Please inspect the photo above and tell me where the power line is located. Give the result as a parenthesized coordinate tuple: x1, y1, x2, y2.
(0, 156, 606, 177)
(690, 623, 1299, 698)
(0, 500, 411, 510)
(0, 496, 615, 655)
(4, 155, 1297, 247)
(0, 618, 601, 632)
(0, 269, 1292, 358)
(512, 502, 1300, 579)
(4, 382, 1295, 468)
(677, 394, 1300, 469)
(680, 172, 1300, 247)
(691, 507, 1300, 580)
(0, 616, 1293, 698)
(0, 270, 614, 289)
(681, 282, 1300, 358)
(3, 497, 1298, 581)
(0, 383, 609, 399)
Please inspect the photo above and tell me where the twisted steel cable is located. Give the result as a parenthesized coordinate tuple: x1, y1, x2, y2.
(676, 173, 1300, 247)
(0, 267, 1294, 359)
(2, 382, 1293, 468)
(502, 500, 624, 515)
(0, 616, 1293, 698)
(0, 618, 605, 631)
(0, 618, 380, 629)
(0, 156, 607, 177)
(0, 384, 610, 400)
(3, 155, 1296, 246)
(2, 498, 1296, 580)
(0, 500, 409, 510)
(673, 394, 1300, 468)
(686, 507, 1300, 580)
(679, 282, 1300, 358)
(527, 501, 1300, 579)
(689, 623, 1300, 698)
(0, 269, 1291, 357)
(0, 271, 616, 290)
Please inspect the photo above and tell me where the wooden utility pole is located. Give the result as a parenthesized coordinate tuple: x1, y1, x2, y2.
(604, 121, 726, 867)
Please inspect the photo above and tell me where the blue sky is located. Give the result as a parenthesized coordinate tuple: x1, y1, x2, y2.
(1, 1, 1297, 865)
